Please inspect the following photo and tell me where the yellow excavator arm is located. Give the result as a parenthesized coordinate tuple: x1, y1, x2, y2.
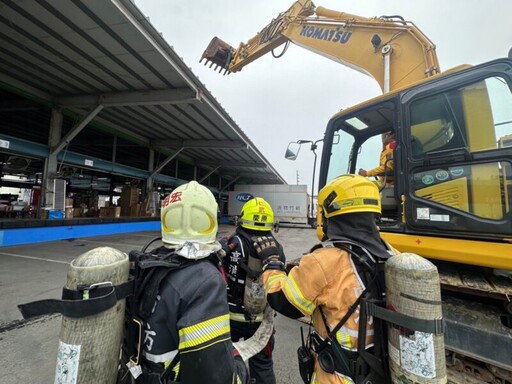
(201, 0, 440, 92)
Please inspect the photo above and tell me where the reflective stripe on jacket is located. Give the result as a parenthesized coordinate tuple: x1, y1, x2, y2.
(142, 253, 246, 383)
(262, 246, 374, 384)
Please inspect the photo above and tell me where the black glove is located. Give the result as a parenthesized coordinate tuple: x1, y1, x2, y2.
(218, 237, 232, 258)
(253, 236, 285, 271)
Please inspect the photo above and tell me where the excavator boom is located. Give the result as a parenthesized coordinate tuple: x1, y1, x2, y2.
(201, 0, 440, 92)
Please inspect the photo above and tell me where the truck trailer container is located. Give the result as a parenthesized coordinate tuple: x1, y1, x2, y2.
(228, 184, 309, 225)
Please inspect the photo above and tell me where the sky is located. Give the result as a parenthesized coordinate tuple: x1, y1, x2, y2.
(135, 0, 512, 194)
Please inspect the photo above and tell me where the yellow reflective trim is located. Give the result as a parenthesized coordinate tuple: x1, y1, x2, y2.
(181, 337, 231, 355)
(179, 314, 230, 350)
(264, 273, 287, 291)
(172, 361, 180, 379)
(229, 312, 263, 322)
(283, 273, 315, 315)
(336, 327, 353, 350)
(199, 214, 216, 235)
(161, 211, 174, 233)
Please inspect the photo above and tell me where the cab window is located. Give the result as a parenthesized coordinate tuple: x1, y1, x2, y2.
(409, 76, 512, 220)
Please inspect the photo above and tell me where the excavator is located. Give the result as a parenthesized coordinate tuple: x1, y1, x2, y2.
(201, 1, 512, 383)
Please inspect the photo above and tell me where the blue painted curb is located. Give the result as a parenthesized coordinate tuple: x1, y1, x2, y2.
(0, 221, 160, 246)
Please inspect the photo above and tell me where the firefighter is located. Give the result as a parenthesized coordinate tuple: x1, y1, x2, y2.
(220, 197, 285, 384)
(358, 131, 396, 185)
(253, 175, 395, 384)
(137, 180, 248, 384)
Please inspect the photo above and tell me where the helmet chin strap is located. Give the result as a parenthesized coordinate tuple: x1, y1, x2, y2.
(321, 214, 329, 241)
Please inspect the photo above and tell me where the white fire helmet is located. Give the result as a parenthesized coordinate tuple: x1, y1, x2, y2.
(161, 181, 219, 255)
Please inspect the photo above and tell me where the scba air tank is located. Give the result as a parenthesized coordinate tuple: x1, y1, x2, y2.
(244, 255, 267, 314)
(385, 252, 447, 384)
(56, 247, 129, 384)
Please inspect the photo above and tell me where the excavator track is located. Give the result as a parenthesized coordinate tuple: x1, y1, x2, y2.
(438, 267, 512, 314)
(446, 352, 512, 384)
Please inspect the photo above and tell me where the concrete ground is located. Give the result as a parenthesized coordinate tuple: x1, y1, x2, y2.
(0, 224, 319, 384)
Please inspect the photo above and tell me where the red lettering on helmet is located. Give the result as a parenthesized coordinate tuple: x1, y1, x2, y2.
(170, 192, 183, 203)
(162, 192, 183, 208)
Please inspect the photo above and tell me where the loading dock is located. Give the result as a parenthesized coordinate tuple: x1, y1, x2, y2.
(0, 0, 285, 245)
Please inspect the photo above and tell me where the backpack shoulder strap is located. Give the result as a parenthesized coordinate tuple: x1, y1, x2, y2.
(130, 250, 196, 319)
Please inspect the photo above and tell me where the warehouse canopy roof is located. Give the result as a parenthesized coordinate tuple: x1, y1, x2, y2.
(0, 0, 286, 187)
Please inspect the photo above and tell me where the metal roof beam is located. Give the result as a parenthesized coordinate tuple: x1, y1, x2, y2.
(198, 166, 221, 183)
(237, 174, 284, 182)
(195, 161, 267, 168)
(151, 139, 247, 149)
(0, 73, 53, 102)
(0, 100, 42, 112)
(220, 175, 242, 192)
(57, 88, 199, 108)
(51, 104, 104, 156)
(150, 147, 185, 178)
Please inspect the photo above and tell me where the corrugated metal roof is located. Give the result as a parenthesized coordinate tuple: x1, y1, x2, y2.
(0, 0, 286, 186)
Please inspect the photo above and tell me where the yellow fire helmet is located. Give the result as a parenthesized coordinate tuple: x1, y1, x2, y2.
(240, 197, 274, 231)
(316, 174, 381, 240)
(161, 180, 218, 248)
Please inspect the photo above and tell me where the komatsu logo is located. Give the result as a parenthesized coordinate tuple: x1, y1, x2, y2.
(236, 193, 254, 202)
(299, 26, 352, 44)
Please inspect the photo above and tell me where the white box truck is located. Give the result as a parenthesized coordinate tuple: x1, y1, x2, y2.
(228, 184, 309, 225)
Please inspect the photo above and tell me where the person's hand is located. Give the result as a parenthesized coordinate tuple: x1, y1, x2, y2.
(218, 237, 232, 258)
(253, 236, 285, 271)
(358, 168, 368, 177)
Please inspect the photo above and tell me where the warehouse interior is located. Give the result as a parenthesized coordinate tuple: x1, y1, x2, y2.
(0, 0, 285, 227)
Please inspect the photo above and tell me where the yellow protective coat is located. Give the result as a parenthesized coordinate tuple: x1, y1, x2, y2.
(366, 140, 396, 185)
(263, 246, 375, 384)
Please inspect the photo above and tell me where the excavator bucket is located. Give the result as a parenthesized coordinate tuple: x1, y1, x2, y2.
(200, 37, 234, 74)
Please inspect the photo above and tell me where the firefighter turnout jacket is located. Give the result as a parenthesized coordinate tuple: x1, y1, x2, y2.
(141, 250, 247, 384)
(224, 229, 284, 324)
(366, 140, 396, 185)
(263, 246, 375, 384)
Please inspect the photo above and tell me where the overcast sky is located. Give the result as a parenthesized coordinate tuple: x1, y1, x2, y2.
(135, 0, 512, 194)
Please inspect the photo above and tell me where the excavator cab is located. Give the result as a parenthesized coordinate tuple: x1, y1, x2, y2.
(319, 59, 512, 263)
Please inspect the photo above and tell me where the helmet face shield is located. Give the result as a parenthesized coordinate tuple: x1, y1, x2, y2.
(161, 181, 218, 248)
(240, 197, 274, 231)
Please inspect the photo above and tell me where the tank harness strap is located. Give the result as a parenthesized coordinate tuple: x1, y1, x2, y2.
(238, 260, 261, 278)
(365, 302, 445, 335)
(17, 279, 134, 319)
(316, 277, 374, 350)
(233, 231, 265, 278)
(318, 241, 445, 336)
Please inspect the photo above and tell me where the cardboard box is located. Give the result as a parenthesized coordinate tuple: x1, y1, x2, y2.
(121, 187, 139, 206)
(100, 207, 121, 218)
(65, 208, 74, 219)
(130, 203, 140, 217)
(65, 198, 74, 208)
(73, 208, 83, 218)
